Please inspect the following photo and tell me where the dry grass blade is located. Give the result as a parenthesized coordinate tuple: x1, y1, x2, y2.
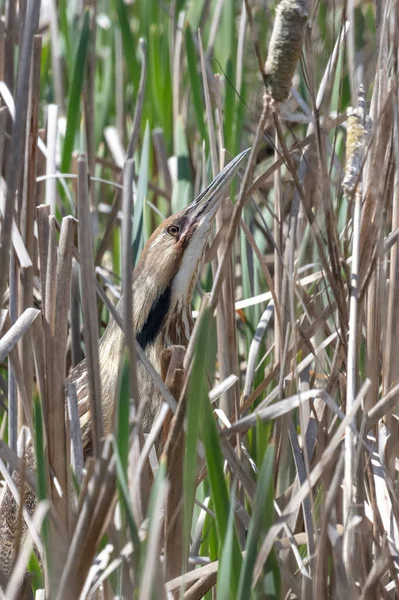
(222, 389, 321, 436)
(77, 154, 104, 458)
(371, 437, 399, 578)
(252, 380, 370, 586)
(2, 2, 398, 596)
(182, 572, 217, 600)
(209, 374, 238, 404)
(57, 438, 116, 599)
(0, 309, 40, 363)
(166, 560, 220, 593)
(4, 326, 34, 434)
(48, 215, 76, 532)
(19, 34, 42, 423)
(366, 380, 399, 429)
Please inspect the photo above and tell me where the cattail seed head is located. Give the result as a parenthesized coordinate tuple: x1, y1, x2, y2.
(343, 86, 371, 195)
(264, 0, 308, 103)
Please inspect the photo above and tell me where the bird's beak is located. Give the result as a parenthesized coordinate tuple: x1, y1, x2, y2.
(184, 148, 250, 231)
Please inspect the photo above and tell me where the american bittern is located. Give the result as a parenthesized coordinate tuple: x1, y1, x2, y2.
(71, 149, 249, 457)
(0, 150, 249, 587)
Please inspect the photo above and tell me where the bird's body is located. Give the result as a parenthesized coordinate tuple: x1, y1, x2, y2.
(0, 150, 249, 587)
(72, 213, 195, 453)
(69, 149, 249, 456)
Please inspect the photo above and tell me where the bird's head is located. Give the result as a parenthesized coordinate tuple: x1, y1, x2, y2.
(132, 149, 249, 350)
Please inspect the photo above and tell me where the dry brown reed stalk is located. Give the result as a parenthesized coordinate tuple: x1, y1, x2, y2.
(0, 210, 78, 589)
(121, 158, 139, 415)
(0, 0, 41, 308)
(4, 0, 399, 596)
(342, 87, 369, 543)
(57, 437, 117, 599)
(161, 345, 186, 581)
(18, 35, 42, 436)
(78, 154, 104, 459)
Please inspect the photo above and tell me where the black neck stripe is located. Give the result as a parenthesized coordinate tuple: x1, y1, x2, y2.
(136, 282, 173, 350)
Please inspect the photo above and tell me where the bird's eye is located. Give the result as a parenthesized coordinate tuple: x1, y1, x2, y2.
(166, 224, 180, 237)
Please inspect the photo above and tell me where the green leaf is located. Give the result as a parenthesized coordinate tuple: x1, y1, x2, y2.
(33, 396, 51, 575)
(113, 440, 141, 561)
(33, 397, 46, 503)
(224, 57, 235, 152)
(200, 391, 242, 597)
(184, 306, 214, 566)
(58, 0, 72, 79)
(214, 0, 234, 72)
(113, 226, 121, 277)
(28, 551, 44, 592)
(114, 0, 139, 90)
(216, 480, 237, 600)
(140, 457, 168, 583)
(148, 22, 173, 144)
(196, 308, 242, 596)
(186, 0, 207, 31)
(60, 10, 90, 174)
(116, 352, 131, 476)
(96, 32, 114, 148)
(237, 445, 276, 600)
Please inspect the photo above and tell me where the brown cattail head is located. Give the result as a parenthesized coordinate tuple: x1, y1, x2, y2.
(343, 85, 372, 195)
(264, 0, 308, 104)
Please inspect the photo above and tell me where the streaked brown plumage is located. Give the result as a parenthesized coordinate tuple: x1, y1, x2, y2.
(69, 149, 249, 457)
(0, 150, 249, 588)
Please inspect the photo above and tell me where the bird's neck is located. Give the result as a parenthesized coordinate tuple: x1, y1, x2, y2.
(95, 272, 194, 434)
(99, 273, 194, 372)
(130, 268, 193, 349)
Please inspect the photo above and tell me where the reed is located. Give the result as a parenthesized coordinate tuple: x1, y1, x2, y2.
(0, 0, 396, 598)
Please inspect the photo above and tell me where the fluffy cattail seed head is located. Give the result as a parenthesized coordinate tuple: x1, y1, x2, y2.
(264, 0, 308, 103)
(343, 85, 371, 195)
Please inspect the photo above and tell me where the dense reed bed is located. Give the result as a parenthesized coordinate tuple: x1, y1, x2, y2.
(0, 0, 397, 597)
